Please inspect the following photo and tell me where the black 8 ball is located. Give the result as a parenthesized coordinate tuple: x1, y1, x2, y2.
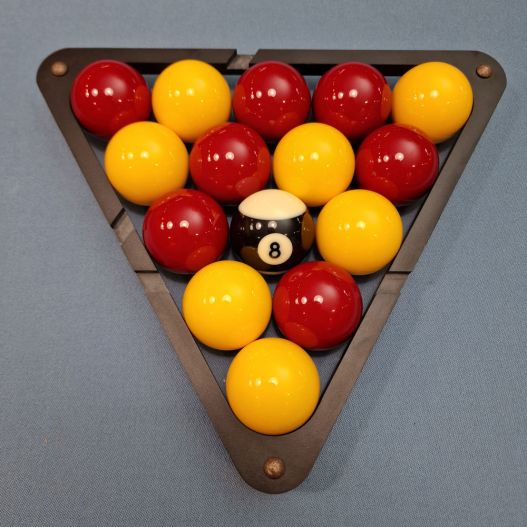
(230, 189, 315, 274)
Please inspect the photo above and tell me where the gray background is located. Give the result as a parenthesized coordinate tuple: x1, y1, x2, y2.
(1, 0, 526, 525)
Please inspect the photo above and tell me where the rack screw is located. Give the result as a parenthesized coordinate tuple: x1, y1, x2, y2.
(263, 457, 285, 479)
(476, 64, 492, 79)
(51, 61, 68, 77)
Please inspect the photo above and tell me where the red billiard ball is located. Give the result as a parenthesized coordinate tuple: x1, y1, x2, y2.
(143, 189, 228, 274)
(189, 123, 271, 204)
(313, 62, 391, 141)
(232, 61, 311, 141)
(273, 261, 363, 350)
(356, 124, 439, 206)
(70, 60, 151, 138)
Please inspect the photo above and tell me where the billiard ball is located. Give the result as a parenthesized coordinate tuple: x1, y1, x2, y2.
(392, 62, 473, 143)
(316, 190, 403, 275)
(142, 189, 228, 274)
(313, 62, 391, 142)
(70, 60, 151, 138)
(356, 124, 439, 206)
(152, 60, 231, 143)
(230, 189, 315, 274)
(232, 61, 311, 141)
(226, 338, 320, 435)
(273, 123, 355, 207)
(104, 121, 188, 205)
(182, 261, 272, 351)
(189, 122, 271, 204)
(273, 261, 363, 350)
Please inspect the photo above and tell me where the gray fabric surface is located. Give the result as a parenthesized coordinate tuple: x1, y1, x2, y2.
(1, 0, 527, 525)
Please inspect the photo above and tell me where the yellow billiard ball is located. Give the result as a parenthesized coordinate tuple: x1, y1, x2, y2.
(152, 59, 231, 143)
(316, 189, 403, 275)
(182, 261, 272, 351)
(273, 122, 355, 207)
(392, 61, 473, 143)
(226, 338, 320, 435)
(104, 121, 188, 206)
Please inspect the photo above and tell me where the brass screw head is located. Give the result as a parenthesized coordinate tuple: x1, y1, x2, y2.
(263, 457, 285, 479)
(476, 64, 492, 79)
(51, 61, 68, 77)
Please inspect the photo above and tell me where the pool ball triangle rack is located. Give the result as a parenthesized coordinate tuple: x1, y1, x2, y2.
(37, 48, 506, 494)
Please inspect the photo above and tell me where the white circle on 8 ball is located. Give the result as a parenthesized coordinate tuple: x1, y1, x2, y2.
(257, 233, 294, 266)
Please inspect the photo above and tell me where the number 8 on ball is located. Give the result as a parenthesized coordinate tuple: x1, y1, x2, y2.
(230, 189, 315, 274)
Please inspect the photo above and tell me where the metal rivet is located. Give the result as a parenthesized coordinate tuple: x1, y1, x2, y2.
(51, 61, 68, 77)
(263, 457, 285, 479)
(476, 64, 492, 79)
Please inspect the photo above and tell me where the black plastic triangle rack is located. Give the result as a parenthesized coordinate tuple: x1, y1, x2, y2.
(37, 49, 506, 493)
